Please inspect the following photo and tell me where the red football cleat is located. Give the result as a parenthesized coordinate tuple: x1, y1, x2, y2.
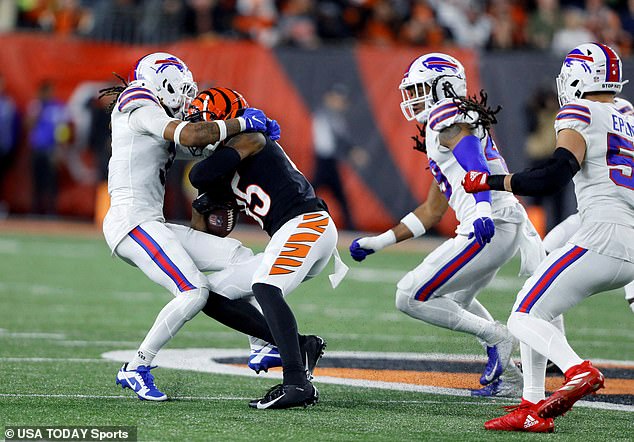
(537, 360, 605, 419)
(485, 399, 554, 433)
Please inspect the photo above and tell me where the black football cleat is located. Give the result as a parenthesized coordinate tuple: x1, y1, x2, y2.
(249, 382, 319, 410)
(301, 335, 327, 380)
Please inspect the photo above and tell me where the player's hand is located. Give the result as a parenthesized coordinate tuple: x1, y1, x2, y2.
(469, 217, 495, 246)
(349, 238, 375, 262)
(241, 108, 268, 132)
(462, 171, 491, 193)
(265, 118, 281, 140)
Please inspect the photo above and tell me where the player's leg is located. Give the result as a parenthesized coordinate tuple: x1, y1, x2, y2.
(508, 246, 634, 418)
(249, 212, 336, 409)
(167, 222, 253, 271)
(395, 223, 520, 384)
(113, 221, 210, 400)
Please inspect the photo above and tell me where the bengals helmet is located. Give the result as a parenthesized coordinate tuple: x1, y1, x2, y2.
(188, 87, 249, 122)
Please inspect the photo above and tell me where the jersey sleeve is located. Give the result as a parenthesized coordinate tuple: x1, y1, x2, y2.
(554, 100, 592, 134)
(427, 98, 477, 132)
(128, 104, 177, 138)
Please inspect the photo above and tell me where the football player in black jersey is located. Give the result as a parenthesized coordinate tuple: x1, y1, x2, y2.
(187, 87, 347, 410)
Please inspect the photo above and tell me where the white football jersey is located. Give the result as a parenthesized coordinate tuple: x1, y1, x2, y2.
(555, 98, 634, 261)
(103, 84, 178, 251)
(425, 98, 518, 234)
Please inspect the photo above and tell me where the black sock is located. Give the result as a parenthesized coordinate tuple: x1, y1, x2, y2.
(202, 292, 275, 344)
(252, 283, 306, 385)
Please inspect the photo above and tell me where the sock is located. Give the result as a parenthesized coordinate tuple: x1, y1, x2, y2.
(202, 292, 275, 344)
(508, 312, 583, 374)
(625, 281, 634, 313)
(128, 288, 207, 370)
(519, 342, 547, 404)
(252, 283, 306, 385)
(465, 299, 496, 350)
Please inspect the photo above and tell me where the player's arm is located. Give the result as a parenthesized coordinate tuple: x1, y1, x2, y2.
(188, 132, 266, 191)
(440, 122, 496, 246)
(164, 108, 268, 147)
(349, 183, 448, 262)
(463, 129, 585, 196)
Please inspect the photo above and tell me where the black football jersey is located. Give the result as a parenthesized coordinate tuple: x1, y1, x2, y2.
(231, 136, 327, 236)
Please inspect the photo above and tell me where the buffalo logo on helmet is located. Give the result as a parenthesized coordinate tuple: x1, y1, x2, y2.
(563, 49, 594, 73)
(154, 57, 185, 73)
(422, 56, 460, 73)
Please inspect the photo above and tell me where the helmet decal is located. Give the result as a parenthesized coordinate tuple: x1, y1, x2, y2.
(594, 43, 620, 83)
(154, 57, 185, 74)
(422, 56, 460, 73)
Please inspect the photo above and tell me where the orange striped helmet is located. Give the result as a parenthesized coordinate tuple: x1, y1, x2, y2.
(187, 87, 249, 122)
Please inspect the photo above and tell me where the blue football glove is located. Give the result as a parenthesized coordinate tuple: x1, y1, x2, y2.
(349, 238, 375, 262)
(241, 108, 268, 132)
(469, 217, 495, 246)
(266, 118, 281, 141)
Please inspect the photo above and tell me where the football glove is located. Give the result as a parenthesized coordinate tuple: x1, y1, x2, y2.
(241, 108, 268, 132)
(349, 232, 396, 262)
(462, 171, 491, 193)
(469, 217, 495, 246)
(349, 238, 375, 262)
(266, 118, 281, 141)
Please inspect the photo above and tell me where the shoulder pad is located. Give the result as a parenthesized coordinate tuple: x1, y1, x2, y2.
(116, 86, 161, 114)
(428, 98, 475, 131)
(555, 101, 591, 126)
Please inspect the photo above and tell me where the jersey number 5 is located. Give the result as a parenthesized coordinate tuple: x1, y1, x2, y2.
(231, 173, 271, 227)
(607, 134, 634, 190)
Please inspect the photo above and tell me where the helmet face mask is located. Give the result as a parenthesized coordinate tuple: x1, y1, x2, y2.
(556, 43, 627, 106)
(400, 53, 467, 123)
(130, 52, 197, 118)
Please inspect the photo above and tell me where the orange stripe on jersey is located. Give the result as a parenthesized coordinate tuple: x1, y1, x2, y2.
(269, 266, 294, 275)
(280, 242, 311, 258)
(272, 257, 303, 267)
(297, 216, 329, 234)
(288, 233, 320, 243)
(302, 213, 322, 220)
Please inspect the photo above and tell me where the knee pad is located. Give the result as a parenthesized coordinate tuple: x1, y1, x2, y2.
(179, 287, 209, 321)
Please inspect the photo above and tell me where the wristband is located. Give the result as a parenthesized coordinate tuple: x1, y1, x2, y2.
(372, 230, 397, 250)
(216, 120, 227, 142)
(173, 121, 188, 146)
(400, 212, 426, 238)
(237, 116, 246, 131)
(487, 174, 506, 191)
(475, 201, 492, 219)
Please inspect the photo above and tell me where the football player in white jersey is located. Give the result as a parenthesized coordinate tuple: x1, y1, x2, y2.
(349, 53, 545, 397)
(100, 52, 279, 401)
(543, 97, 634, 313)
(464, 43, 634, 432)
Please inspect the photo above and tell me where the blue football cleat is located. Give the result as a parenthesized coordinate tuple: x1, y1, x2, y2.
(471, 377, 521, 398)
(116, 363, 167, 401)
(248, 344, 282, 374)
(480, 331, 515, 385)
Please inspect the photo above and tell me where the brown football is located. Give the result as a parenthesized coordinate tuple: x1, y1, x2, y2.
(204, 204, 239, 237)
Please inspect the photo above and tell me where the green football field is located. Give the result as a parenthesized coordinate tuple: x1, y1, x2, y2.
(1, 227, 632, 441)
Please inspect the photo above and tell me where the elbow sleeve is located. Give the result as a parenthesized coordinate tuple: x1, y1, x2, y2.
(189, 147, 241, 190)
(510, 147, 580, 196)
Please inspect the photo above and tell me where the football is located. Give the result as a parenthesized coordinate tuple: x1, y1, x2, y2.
(204, 202, 239, 238)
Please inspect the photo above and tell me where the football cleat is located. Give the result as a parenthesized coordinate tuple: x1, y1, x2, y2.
(249, 382, 319, 410)
(301, 335, 327, 380)
(480, 329, 515, 385)
(248, 344, 282, 374)
(471, 372, 522, 398)
(536, 360, 605, 419)
(115, 363, 167, 401)
(485, 399, 554, 433)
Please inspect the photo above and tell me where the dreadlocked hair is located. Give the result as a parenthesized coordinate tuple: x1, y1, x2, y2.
(454, 89, 501, 132)
(98, 73, 128, 114)
(411, 123, 427, 154)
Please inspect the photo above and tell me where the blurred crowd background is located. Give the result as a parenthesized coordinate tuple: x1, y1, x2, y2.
(1, 0, 633, 54)
(1, 0, 633, 237)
